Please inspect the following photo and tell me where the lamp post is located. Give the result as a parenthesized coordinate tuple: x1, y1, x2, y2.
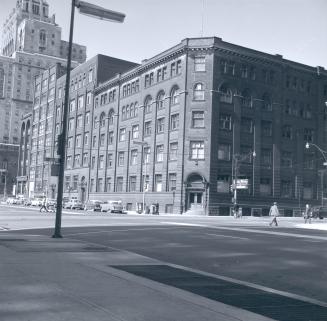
(133, 140, 149, 213)
(305, 142, 327, 206)
(232, 150, 256, 209)
(53, 0, 125, 238)
(0, 169, 7, 200)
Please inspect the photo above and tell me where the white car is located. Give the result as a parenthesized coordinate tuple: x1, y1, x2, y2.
(31, 198, 43, 206)
(100, 200, 123, 213)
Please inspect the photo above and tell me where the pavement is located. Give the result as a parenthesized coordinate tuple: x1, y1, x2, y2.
(1, 206, 327, 320)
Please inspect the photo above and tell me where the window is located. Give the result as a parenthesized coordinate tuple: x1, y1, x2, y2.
(261, 149, 272, 166)
(304, 128, 314, 143)
(85, 112, 90, 125)
(119, 128, 126, 142)
(100, 134, 105, 146)
(194, 56, 206, 72)
(66, 155, 72, 168)
(144, 96, 152, 114)
(282, 125, 292, 139)
(262, 93, 272, 111)
(219, 114, 232, 130)
(169, 142, 178, 161)
(130, 150, 138, 165)
(241, 117, 253, 133)
(240, 145, 253, 163)
(155, 174, 163, 192)
(304, 153, 314, 169)
(171, 87, 179, 105)
(108, 131, 114, 145)
(91, 156, 96, 169)
(97, 178, 104, 192)
(88, 69, 93, 82)
(281, 180, 292, 198)
(241, 89, 252, 108)
(170, 114, 179, 130)
(77, 115, 83, 128)
(99, 155, 105, 169)
(176, 60, 182, 74)
(218, 144, 231, 161)
(281, 152, 293, 168)
(39, 29, 46, 47)
(142, 175, 150, 192)
(157, 92, 165, 110)
(132, 125, 139, 139)
(106, 177, 112, 192)
(84, 132, 89, 145)
(68, 118, 74, 132)
(192, 111, 204, 128)
(75, 134, 82, 148)
(78, 95, 84, 109)
(107, 153, 113, 168)
(69, 99, 76, 112)
(116, 177, 123, 192)
(144, 121, 152, 137)
(219, 84, 233, 103)
(156, 145, 164, 162)
(260, 178, 271, 195)
(303, 182, 313, 199)
(241, 65, 248, 78)
(157, 118, 165, 133)
(262, 120, 272, 137)
(87, 92, 92, 105)
(92, 135, 97, 147)
(129, 176, 137, 192)
(193, 83, 205, 100)
(217, 175, 230, 193)
(143, 147, 151, 164)
(67, 137, 73, 148)
(100, 112, 106, 127)
(83, 153, 88, 166)
(171, 62, 176, 76)
(118, 152, 125, 166)
(74, 155, 80, 167)
(190, 141, 204, 160)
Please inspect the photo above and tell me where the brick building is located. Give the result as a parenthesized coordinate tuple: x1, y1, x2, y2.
(26, 55, 138, 199)
(85, 37, 327, 215)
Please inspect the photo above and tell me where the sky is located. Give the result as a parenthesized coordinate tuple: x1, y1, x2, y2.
(1, 0, 326, 68)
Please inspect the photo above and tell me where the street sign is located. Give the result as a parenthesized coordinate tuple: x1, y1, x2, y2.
(233, 179, 249, 189)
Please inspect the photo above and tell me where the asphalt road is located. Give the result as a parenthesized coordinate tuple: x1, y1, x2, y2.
(2, 205, 327, 320)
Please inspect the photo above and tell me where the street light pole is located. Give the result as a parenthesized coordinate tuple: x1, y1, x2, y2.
(305, 142, 327, 207)
(52, 0, 126, 238)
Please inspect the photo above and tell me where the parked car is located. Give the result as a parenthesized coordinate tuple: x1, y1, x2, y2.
(31, 198, 43, 206)
(64, 199, 84, 210)
(6, 197, 15, 205)
(13, 198, 24, 205)
(100, 200, 123, 213)
(24, 199, 32, 206)
(311, 206, 327, 219)
(84, 200, 103, 212)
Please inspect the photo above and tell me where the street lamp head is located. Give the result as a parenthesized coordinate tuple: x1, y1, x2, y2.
(305, 142, 310, 149)
(76, 1, 125, 23)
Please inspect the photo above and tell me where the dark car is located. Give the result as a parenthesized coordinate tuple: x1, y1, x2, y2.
(311, 206, 327, 219)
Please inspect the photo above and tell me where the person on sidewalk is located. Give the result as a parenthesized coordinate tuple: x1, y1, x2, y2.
(304, 204, 312, 224)
(233, 204, 239, 218)
(40, 198, 48, 213)
(269, 201, 279, 226)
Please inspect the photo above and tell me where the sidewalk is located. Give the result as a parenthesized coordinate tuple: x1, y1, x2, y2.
(0, 232, 275, 321)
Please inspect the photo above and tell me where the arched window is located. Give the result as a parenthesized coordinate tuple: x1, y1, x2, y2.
(144, 96, 152, 114)
(170, 86, 180, 105)
(262, 93, 272, 111)
(219, 84, 233, 103)
(156, 91, 165, 110)
(108, 110, 114, 125)
(126, 105, 130, 119)
(93, 116, 98, 129)
(122, 106, 126, 120)
(134, 103, 138, 117)
(130, 103, 134, 118)
(100, 112, 106, 127)
(241, 89, 252, 108)
(39, 29, 46, 47)
(193, 83, 205, 101)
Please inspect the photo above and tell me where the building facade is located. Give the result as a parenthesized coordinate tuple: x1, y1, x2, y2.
(84, 37, 327, 215)
(26, 55, 138, 199)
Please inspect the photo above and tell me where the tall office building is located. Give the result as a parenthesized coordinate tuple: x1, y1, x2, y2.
(0, 0, 86, 197)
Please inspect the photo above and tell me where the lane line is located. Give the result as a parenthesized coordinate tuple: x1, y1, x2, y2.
(166, 263, 327, 308)
(161, 222, 327, 241)
(206, 233, 249, 240)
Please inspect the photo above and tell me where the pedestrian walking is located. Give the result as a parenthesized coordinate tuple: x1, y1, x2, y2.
(304, 204, 312, 224)
(269, 201, 279, 226)
(40, 198, 48, 213)
(233, 204, 239, 218)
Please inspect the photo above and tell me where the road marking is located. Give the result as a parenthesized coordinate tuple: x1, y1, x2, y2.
(167, 263, 327, 308)
(65, 226, 178, 236)
(206, 233, 249, 240)
(161, 222, 327, 241)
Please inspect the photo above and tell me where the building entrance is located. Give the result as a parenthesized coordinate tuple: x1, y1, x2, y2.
(189, 192, 203, 209)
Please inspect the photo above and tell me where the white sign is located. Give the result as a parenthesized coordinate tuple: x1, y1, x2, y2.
(233, 179, 249, 189)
